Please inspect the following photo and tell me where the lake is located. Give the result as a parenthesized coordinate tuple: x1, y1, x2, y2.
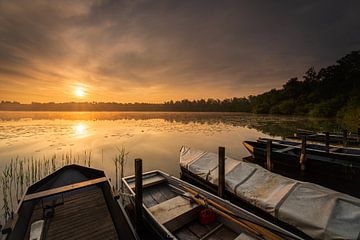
(0, 111, 346, 179)
(0, 111, 353, 222)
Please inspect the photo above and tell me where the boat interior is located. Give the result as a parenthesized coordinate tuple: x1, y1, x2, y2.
(2, 165, 136, 240)
(123, 171, 302, 240)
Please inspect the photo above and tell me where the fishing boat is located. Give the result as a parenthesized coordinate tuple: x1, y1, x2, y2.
(289, 128, 360, 146)
(243, 140, 360, 197)
(122, 170, 308, 240)
(1, 164, 138, 240)
(179, 146, 360, 239)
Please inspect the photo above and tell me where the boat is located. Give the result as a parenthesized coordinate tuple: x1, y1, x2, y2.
(258, 138, 360, 157)
(1, 164, 138, 240)
(122, 170, 308, 240)
(289, 129, 360, 146)
(179, 146, 360, 239)
(243, 140, 360, 197)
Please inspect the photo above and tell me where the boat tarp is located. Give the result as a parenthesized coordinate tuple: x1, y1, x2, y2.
(180, 146, 360, 240)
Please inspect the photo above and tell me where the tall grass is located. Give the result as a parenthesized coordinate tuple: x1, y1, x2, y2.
(1, 151, 92, 224)
(0, 148, 130, 225)
(114, 146, 129, 192)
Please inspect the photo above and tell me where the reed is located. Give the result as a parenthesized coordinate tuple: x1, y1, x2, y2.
(114, 146, 129, 192)
(0, 147, 129, 225)
(0, 151, 92, 224)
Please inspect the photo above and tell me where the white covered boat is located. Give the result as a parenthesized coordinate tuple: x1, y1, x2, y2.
(180, 146, 360, 240)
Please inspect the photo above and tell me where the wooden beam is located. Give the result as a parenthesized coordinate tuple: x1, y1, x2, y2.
(266, 140, 273, 171)
(218, 147, 225, 198)
(300, 137, 307, 174)
(135, 158, 143, 238)
(23, 177, 107, 202)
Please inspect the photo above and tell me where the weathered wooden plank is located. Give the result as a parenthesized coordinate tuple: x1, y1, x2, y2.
(24, 177, 107, 201)
(128, 174, 166, 189)
(142, 190, 159, 208)
(24, 188, 118, 240)
(187, 220, 220, 238)
(174, 227, 200, 240)
(148, 184, 177, 204)
(212, 225, 238, 240)
(148, 196, 200, 232)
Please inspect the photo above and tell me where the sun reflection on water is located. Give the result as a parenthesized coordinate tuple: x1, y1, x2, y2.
(74, 123, 87, 137)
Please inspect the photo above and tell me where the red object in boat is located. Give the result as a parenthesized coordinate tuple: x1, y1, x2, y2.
(199, 208, 216, 225)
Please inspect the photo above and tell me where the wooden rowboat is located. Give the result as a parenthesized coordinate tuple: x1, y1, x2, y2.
(243, 140, 360, 197)
(258, 138, 360, 158)
(1, 164, 138, 240)
(289, 129, 360, 146)
(122, 170, 307, 240)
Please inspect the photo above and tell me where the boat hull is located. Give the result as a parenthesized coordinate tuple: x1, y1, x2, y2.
(243, 141, 360, 197)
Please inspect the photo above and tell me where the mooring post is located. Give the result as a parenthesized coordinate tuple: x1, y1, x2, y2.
(343, 130, 348, 147)
(266, 140, 273, 171)
(325, 132, 330, 153)
(300, 137, 307, 175)
(135, 158, 143, 238)
(218, 147, 225, 198)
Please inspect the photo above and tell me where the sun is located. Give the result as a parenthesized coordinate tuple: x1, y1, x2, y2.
(75, 87, 85, 97)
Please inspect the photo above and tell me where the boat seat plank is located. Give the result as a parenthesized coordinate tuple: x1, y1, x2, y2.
(187, 220, 220, 238)
(173, 227, 200, 240)
(128, 175, 166, 189)
(24, 177, 107, 202)
(148, 196, 200, 232)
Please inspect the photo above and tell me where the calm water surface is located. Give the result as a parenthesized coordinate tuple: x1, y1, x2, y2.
(0, 111, 344, 179)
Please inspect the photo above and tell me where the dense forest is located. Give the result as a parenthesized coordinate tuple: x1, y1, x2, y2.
(1, 51, 359, 122)
(247, 51, 360, 118)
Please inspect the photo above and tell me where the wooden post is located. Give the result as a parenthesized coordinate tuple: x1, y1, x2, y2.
(266, 140, 273, 171)
(300, 137, 307, 174)
(135, 158, 143, 237)
(218, 147, 225, 198)
(325, 132, 330, 153)
(358, 128, 360, 142)
(343, 130, 348, 147)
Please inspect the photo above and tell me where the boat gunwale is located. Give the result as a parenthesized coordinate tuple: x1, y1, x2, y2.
(4, 164, 139, 240)
(244, 140, 360, 162)
(122, 170, 306, 240)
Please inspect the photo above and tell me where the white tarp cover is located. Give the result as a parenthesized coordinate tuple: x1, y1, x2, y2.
(180, 146, 360, 240)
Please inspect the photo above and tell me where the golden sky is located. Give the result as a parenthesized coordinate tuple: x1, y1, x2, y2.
(0, 0, 359, 103)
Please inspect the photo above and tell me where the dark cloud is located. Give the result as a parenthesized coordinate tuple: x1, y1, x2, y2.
(0, 0, 359, 102)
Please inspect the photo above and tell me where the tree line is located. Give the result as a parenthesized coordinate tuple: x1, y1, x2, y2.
(1, 50, 359, 122)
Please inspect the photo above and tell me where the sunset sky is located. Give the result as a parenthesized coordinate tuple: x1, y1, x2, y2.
(0, 0, 359, 103)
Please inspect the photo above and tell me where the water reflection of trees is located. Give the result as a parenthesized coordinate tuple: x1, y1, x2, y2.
(0, 112, 350, 137)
